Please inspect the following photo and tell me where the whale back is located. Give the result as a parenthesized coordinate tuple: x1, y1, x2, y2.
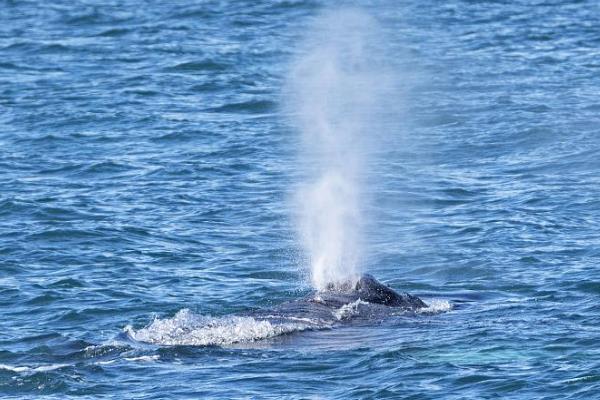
(311, 274, 427, 310)
(249, 274, 427, 328)
(355, 274, 427, 309)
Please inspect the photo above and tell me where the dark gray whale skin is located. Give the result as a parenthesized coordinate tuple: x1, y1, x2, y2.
(318, 273, 427, 309)
(249, 274, 427, 326)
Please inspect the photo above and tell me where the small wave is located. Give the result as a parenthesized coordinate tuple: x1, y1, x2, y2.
(0, 62, 19, 70)
(206, 99, 276, 114)
(563, 375, 600, 384)
(126, 309, 314, 346)
(163, 60, 229, 73)
(94, 28, 130, 37)
(0, 363, 70, 374)
(123, 355, 160, 362)
(418, 299, 453, 314)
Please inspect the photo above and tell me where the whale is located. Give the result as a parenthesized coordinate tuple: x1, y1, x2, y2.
(246, 274, 427, 327)
(126, 274, 431, 346)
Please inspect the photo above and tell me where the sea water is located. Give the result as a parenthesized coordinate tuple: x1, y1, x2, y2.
(1, 1, 599, 399)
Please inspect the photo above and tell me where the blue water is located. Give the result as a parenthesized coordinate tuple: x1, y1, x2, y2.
(2, 0, 600, 398)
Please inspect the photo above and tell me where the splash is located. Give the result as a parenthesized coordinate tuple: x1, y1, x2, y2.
(417, 299, 453, 314)
(287, 8, 389, 290)
(333, 299, 370, 321)
(125, 309, 321, 346)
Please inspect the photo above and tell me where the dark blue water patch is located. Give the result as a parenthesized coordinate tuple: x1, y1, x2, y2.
(205, 99, 277, 114)
(92, 27, 132, 37)
(162, 60, 231, 73)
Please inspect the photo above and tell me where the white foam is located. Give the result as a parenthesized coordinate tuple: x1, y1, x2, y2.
(93, 359, 116, 366)
(333, 299, 369, 320)
(126, 309, 315, 346)
(563, 375, 599, 384)
(0, 363, 70, 373)
(90, 353, 159, 366)
(418, 299, 453, 314)
(123, 355, 160, 362)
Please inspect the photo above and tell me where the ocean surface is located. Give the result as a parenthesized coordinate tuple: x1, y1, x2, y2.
(2, 0, 600, 398)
